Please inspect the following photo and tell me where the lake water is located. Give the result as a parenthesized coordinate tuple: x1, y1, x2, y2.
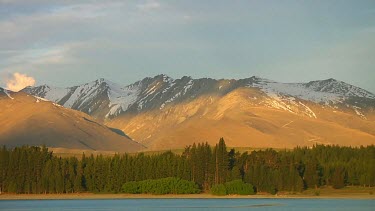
(0, 199, 374, 211)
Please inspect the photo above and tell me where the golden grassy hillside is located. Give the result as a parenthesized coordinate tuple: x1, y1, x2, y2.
(0, 92, 145, 152)
(108, 88, 375, 150)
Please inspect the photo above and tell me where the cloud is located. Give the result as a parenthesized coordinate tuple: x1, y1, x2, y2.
(5, 72, 36, 91)
(137, 1, 161, 11)
(183, 15, 192, 21)
(0, 1, 126, 51)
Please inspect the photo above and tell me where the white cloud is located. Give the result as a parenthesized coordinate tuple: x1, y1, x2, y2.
(5, 72, 36, 91)
(4, 46, 70, 66)
(0, 1, 127, 51)
(183, 15, 192, 21)
(0, 41, 84, 80)
(137, 1, 161, 11)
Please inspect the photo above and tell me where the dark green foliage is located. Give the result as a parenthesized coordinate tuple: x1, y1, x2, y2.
(266, 185, 277, 195)
(332, 166, 346, 189)
(122, 177, 200, 194)
(0, 141, 374, 194)
(213, 138, 229, 185)
(121, 181, 141, 194)
(211, 180, 255, 195)
(210, 184, 227, 195)
(224, 180, 255, 195)
(303, 159, 322, 189)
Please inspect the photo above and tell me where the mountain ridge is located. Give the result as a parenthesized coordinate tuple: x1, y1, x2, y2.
(23, 75, 375, 120)
(19, 75, 375, 150)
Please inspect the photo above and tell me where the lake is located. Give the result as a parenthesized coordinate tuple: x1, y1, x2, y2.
(0, 199, 374, 211)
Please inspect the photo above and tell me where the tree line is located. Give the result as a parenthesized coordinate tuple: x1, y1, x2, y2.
(0, 138, 374, 194)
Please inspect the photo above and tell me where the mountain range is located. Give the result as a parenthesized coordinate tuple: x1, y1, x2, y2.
(22, 74, 375, 149)
(23, 75, 375, 120)
(19, 75, 375, 150)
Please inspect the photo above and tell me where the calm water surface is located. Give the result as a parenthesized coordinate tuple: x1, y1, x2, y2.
(0, 199, 374, 211)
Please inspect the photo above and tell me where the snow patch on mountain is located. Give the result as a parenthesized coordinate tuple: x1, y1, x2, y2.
(63, 80, 102, 108)
(3, 89, 14, 100)
(42, 86, 70, 102)
(353, 106, 366, 119)
(161, 81, 176, 94)
(250, 79, 342, 104)
(305, 79, 375, 99)
(183, 79, 194, 95)
(106, 81, 140, 117)
(299, 102, 317, 118)
(34, 96, 49, 103)
(162, 74, 173, 83)
(23, 85, 69, 102)
(159, 79, 194, 110)
(248, 77, 375, 118)
(263, 92, 296, 114)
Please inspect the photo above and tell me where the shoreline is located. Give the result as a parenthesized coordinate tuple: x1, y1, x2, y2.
(1, 193, 374, 200)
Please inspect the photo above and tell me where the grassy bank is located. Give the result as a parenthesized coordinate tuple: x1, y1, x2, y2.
(1, 186, 374, 200)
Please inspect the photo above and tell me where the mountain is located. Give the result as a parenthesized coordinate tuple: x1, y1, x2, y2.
(23, 75, 375, 119)
(0, 90, 145, 152)
(23, 75, 375, 150)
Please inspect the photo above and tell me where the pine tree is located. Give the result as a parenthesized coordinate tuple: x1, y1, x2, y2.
(332, 166, 346, 189)
(303, 159, 321, 189)
(214, 138, 229, 184)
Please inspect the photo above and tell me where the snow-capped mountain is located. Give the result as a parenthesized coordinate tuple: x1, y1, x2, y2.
(23, 74, 207, 119)
(17, 76, 375, 150)
(23, 75, 375, 120)
(23, 79, 136, 119)
(244, 77, 375, 119)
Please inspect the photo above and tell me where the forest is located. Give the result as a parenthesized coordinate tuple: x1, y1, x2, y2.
(0, 138, 374, 195)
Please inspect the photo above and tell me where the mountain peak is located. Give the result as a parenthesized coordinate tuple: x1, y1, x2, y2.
(153, 74, 173, 82)
(250, 75, 262, 80)
(304, 78, 375, 99)
(250, 75, 273, 81)
(246, 76, 274, 85)
(94, 78, 113, 85)
(307, 78, 340, 84)
(326, 78, 337, 82)
(156, 73, 169, 77)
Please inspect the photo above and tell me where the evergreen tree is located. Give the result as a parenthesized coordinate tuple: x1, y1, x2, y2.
(332, 166, 346, 189)
(213, 138, 229, 184)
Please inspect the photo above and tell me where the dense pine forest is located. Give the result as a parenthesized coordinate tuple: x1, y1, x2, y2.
(0, 138, 374, 195)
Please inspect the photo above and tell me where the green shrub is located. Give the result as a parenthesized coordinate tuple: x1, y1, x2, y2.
(121, 177, 200, 195)
(266, 185, 277, 195)
(225, 180, 255, 195)
(211, 180, 255, 195)
(121, 181, 140, 194)
(210, 184, 227, 195)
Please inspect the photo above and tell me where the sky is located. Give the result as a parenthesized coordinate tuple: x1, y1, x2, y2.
(0, 0, 374, 92)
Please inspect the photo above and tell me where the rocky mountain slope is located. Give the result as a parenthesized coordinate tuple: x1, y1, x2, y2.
(0, 89, 145, 152)
(23, 75, 375, 150)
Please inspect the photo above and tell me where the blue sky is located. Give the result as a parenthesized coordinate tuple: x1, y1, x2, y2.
(0, 0, 374, 92)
